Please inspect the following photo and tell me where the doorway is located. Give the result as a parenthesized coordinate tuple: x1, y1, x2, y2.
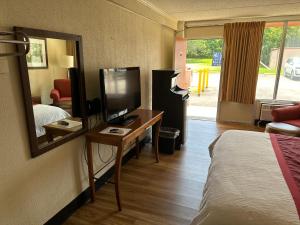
(186, 39, 223, 121)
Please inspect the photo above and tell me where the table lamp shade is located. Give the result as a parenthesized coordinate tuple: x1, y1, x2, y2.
(60, 55, 74, 68)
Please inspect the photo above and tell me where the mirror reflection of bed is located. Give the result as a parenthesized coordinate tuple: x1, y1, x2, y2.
(27, 38, 82, 146)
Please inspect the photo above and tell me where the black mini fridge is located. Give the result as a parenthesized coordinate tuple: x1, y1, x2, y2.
(152, 69, 189, 149)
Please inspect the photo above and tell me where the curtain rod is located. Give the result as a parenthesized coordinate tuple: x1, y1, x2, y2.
(0, 31, 30, 57)
(185, 14, 300, 28)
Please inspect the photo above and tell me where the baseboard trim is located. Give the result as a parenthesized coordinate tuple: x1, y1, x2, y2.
(44, 138, 147, 225)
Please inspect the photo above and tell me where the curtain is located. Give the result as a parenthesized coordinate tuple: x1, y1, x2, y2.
(221, 21, 265, 104)
(66, 40, 77, 67)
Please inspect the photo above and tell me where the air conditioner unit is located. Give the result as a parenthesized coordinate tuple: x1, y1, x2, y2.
(254, 99, 295, 122)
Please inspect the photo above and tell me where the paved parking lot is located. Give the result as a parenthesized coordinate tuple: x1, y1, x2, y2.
(187, 72, 300, 119)
(188, 73, 220, 108)
(256, 74, 300, 100)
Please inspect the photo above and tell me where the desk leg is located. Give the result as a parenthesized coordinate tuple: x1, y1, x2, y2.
(153, 119, 161, 163)
(87, 140, 95, 202)
(46, 132, 54, 142)
(115, 144, 123, 211)
(135, 137, 139, 159)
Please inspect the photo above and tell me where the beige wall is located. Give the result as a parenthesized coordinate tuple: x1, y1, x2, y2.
(0, 1, 175, 225)
(107, 0, 177, 30)
(29, 38, 68, 104)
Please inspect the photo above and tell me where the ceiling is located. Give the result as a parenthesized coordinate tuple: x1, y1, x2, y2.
(145, 0, 300, 22)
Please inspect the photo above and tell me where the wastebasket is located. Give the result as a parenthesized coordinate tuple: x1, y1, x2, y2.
(159, 127, 180, 154)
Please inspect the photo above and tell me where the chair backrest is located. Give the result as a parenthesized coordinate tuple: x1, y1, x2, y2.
(272, 104, 300, 122)
(54, 79, 71, 98)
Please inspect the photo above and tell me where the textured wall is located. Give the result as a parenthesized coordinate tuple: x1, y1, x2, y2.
(0, 1, 175, 225)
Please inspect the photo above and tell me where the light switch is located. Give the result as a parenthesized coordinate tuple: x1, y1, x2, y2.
(0, 58, 9, 74)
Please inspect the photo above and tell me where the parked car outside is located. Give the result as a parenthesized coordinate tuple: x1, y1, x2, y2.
(284, 57, 300, 80)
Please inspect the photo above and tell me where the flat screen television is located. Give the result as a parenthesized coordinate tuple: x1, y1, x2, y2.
(99, 67, 141, 125)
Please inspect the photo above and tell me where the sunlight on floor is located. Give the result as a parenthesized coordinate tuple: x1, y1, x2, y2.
(187, 105, 217, 120)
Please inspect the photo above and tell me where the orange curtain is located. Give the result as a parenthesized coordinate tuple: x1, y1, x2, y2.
(66, 40, 77, 67)
(221, 21, 265, 104)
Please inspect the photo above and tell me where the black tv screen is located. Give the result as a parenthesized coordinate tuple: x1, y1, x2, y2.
(99, 67, 141, 122)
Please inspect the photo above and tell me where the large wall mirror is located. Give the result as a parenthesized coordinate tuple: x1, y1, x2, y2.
(15, 27, 87, 157)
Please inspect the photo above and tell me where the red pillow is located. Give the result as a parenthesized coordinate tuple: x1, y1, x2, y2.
(272, 104, 300, 122)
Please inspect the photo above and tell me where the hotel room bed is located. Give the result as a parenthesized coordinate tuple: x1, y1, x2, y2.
(33, 104, 71, 137)
(191, 130, 300, 225)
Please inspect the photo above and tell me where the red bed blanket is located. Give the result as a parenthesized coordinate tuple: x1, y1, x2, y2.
(270, 133, 300, 219)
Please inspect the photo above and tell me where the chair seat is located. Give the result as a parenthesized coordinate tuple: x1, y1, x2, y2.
(59, 97, 72, 102)
(265, 122, 300, 137)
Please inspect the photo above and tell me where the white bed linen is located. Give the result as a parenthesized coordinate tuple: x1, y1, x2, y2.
(191, 130, 300, 225)
(33, 104, 71, 137)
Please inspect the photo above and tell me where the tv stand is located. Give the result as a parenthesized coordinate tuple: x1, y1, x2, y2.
(109, 114, 139, 126)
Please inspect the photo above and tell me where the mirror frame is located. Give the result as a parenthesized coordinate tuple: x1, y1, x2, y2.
(14, 27, 88, 157)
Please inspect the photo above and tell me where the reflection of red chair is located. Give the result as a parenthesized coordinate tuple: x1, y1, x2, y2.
(50, 79, 72, 106)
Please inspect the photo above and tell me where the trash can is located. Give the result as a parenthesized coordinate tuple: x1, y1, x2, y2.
(159, 127, 180, 154)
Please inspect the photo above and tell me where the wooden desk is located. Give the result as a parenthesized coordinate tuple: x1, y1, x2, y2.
(43, 118, 82, 142)
(85, 109, 163, 211)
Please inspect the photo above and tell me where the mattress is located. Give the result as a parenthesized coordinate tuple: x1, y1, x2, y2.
(33, 104, 71, 137)
(191, 130, 300, 225)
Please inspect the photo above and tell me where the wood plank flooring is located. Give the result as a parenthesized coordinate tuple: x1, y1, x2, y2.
(64, 120, 263, 225)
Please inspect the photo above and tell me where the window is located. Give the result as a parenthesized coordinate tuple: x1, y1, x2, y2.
(277, 22, 300, 101)
(256, 21, 300, 101)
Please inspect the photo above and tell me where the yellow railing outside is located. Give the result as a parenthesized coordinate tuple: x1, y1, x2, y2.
(197, 67, 209, 96)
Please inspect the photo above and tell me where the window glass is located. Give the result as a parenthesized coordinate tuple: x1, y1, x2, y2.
(256, 22, 284, 99)
(277, 22, 300, 101)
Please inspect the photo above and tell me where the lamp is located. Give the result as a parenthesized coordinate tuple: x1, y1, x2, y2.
(60, 55, 74, 78)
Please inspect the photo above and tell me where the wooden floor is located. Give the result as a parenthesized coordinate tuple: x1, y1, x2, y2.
(64, 120, 263, 225)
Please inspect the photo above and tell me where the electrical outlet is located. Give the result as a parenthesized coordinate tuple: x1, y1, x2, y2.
(0, 59, 9, 74)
